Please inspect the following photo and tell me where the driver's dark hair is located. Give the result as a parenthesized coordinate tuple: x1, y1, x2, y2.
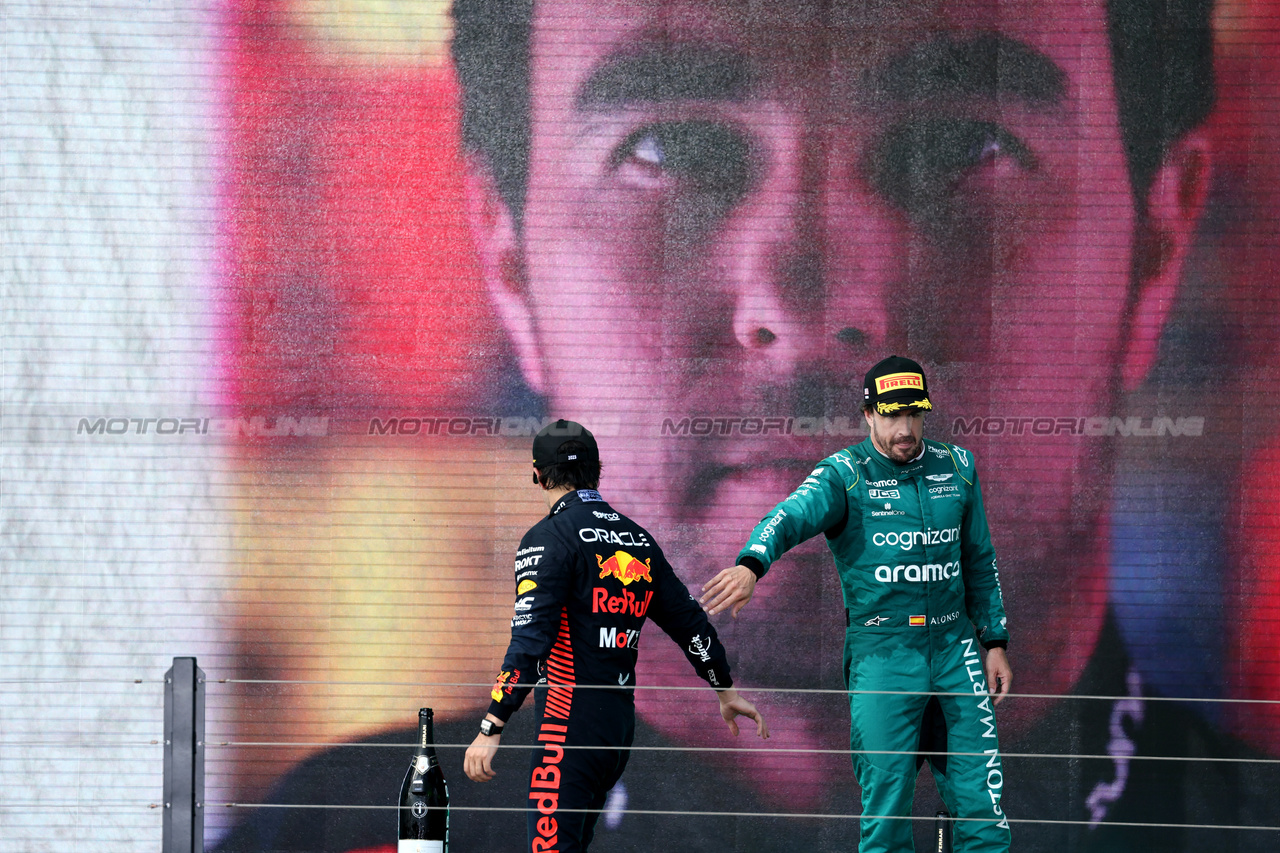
(536, 440, 602, 490)
(450, 0, 1214, 224)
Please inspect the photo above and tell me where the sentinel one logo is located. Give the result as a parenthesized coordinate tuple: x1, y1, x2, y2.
(872, 527, 961, 550)
(874, 561, 960, 583)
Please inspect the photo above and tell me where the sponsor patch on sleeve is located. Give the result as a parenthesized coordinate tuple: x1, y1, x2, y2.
(491, 670, 516, 702)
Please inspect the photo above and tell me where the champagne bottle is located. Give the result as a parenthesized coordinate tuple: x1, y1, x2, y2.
(934, 810, 953, 853)
(398, 707, 449, 852)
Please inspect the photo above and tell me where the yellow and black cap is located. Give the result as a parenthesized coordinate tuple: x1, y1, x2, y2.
(863, 355, 933, 416)
(532, 419, 599, 468)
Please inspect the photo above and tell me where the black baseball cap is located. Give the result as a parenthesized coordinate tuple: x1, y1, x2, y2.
(532, 419, 599, 468)
(863, 355, 933, 415)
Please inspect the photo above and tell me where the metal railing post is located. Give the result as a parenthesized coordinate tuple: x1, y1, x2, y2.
(163, 656, 204, 853)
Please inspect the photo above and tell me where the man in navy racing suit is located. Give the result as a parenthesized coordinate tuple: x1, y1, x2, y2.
(465, 419, 768, 852)
(702, 357, 1013, 852)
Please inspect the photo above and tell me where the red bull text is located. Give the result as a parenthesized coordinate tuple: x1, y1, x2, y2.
(592, 587, 653, 618)
(529, 722, 567, 852)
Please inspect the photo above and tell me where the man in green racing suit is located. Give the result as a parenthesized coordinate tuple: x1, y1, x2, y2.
(702, 355, 1013, 852)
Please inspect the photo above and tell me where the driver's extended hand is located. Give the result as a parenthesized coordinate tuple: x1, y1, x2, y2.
(700, 564, 757, 618)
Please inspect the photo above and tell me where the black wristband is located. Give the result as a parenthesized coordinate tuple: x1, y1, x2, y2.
(738, 556, 765, 578)
(982, 639, 1008, 651)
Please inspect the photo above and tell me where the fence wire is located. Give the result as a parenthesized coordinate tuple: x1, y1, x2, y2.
(5, 673, 1280, 836)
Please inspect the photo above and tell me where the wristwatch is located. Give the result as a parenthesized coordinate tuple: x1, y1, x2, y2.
(479, 719, 504, 737)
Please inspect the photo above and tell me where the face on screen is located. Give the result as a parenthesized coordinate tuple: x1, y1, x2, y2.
(469, 0, 1204, 789)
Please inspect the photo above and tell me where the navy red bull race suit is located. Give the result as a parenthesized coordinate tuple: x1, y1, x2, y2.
(488, 488, 733, 853)
(737, 437, 1011, 852)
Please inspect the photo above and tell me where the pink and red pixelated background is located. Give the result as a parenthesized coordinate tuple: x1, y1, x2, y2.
(212, 0, 1280, 848)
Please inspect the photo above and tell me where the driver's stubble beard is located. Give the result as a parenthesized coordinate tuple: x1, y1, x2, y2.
(867, 414, 924, 464)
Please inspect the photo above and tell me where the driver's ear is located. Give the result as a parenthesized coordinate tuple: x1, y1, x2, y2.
(1120, 130, 1212, 391)
(462, 155, 547, 395)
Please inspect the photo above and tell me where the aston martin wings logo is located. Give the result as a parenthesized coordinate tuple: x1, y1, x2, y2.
(832, 452, 857, 476)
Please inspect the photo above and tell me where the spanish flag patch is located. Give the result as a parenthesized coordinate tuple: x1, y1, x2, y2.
(909, 615, 926, 627)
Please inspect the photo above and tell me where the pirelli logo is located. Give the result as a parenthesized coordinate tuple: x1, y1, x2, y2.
(876, 373, 924, 394)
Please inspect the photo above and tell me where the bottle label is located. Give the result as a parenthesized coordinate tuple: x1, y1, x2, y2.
(397, 842, 443, 853)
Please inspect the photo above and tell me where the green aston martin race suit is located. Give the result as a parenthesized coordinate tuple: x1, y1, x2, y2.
(737, 436, 1011, 852)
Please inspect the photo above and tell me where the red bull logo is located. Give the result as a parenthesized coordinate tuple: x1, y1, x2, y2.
(596, 550, 653, 585)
